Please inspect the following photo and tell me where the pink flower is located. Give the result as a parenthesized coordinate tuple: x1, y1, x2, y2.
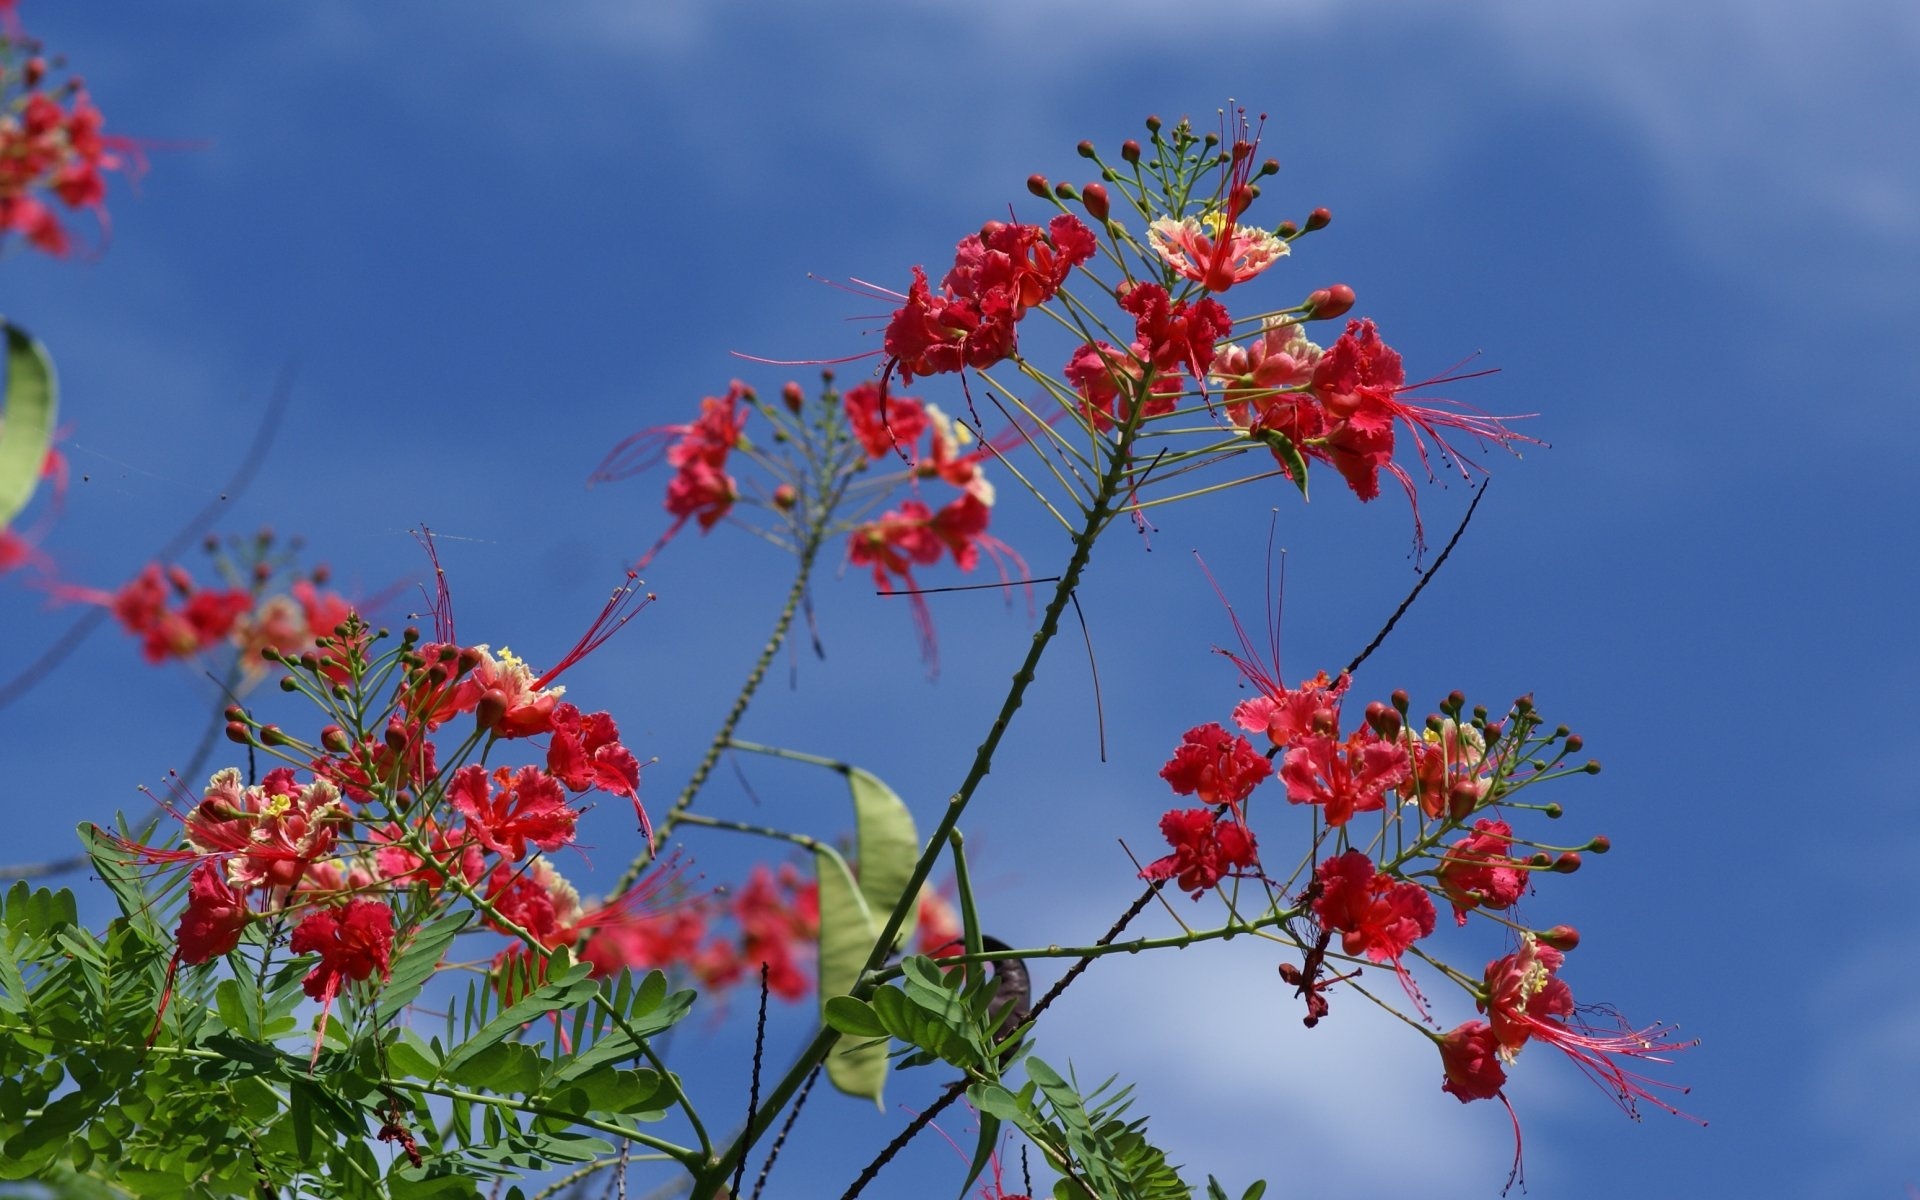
(1148, 215, 1288, 293)
(1281, 725, 1410, 827)
(1435, 819, 1527, 925)
(450, 764, 578, 861)
(1311, 849, 1435, 964)
(1479, 937, 1698, 1120)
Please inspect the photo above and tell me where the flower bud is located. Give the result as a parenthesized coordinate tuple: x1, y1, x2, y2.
(225, 721, 251, 745)
(1542, 802, 1563, 819)
(772, 484, 798, 511)
(782, 381, 804, 413)
(1144, 114, 1162, 133)
(311, 563, 332, 586)
(1082, 182, 1110, 222)
(1121, 139, 1141, 163)
(425, 664, 448, 687)
(1483, 721, 1504, 744)
(1027, 174, 1050, 198)
(1528, 852, 1552, 868)
(384, 719, 410, 753)
(1077, 139, 1096, 159)
(1583, 759, 1603, 775)
(225, 705, 247, 723)
(252, 561, 272, 583)
(299, 651, 322, 672)
(1587, 835, 1611, 854)
(1552, 852, 1582, 874)
(1364, 700, 1401, 739)
(320, 725, 351, 754)
(1537, 925, 1580, 952)
(279, 675, 299, 692)
(1564, 734, 1583, 753)
(475, 689, 508, 734)
(1052, 181, 1079, 201)
(1259, 158, 1280, 178)
(1448, 780, 1481, 821)
(1391, 688, 1410, 715)
(1305, 284, 1356, 320)
(1304, 207, 1332, 232)
(24, 58, 46, 87)
(457, 647, 483, 675)
(1276, 220, 1298, 238)
(260, 725, 289, 747)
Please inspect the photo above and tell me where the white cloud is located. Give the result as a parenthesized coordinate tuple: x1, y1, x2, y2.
(1032, 936, 1516, 1197)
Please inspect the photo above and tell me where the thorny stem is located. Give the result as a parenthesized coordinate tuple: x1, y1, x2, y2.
(689, 404, 1147, 1200)
(610, 506, 833, 897)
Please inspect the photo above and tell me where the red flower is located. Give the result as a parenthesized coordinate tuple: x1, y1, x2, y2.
(288, 898, 395, 1061)
(1159, 723, 1272, 807)
(1281, 725, 1410, 827)
(1310, 849, 1435, 964)
(483, 859, 582, 948)
(1139, 808, 1259, 898)
(1435, 819, 1527, 925)
(546, 703, 642, 798)
(664, 457, 738, 532)
(1229, 670, 1343, 751)
(174, 860, 250, 965)
(843, 381, 929, 459)
(885, 216, 1095, 383)
(450, 764, 578, 861)
(289, 899, 395, 1001)
(1117, 281, 1234, 379)
(1063, 340, 1181, 432)
(1436, 1020, 1508, 1103)
(65, 563, 256, 663)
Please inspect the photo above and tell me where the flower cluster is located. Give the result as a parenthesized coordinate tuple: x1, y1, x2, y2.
(599, 373, 1025, 671)
(883, 215, 1098, 384)
(0, 12, 137, 256)
(54, 532, 353, 683)
(108, 575, 658, 1052)
(1136, 644, 1691, 1176)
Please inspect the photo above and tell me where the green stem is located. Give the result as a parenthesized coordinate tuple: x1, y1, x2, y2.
(689, 405, 1146, 1200)
(402, 1079, 699, 1165)
(872, 909, 1300, 981)
(675, 810, 824, 852)
(612, 513, 832, 896)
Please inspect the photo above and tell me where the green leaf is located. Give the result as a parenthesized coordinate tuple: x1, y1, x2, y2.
(439, 968, 596, 1079)
(445, 1041, 545, 1095)
(1242, 1182, 1268, 1200)
(1253, 428, 1310, 499)
(377, 910, 470, 1024)
(846, 767, 920, 948)
(214, 978, 259, 1039)
(386, 1034, 440, 1081)
(815, 845, 885, 1106)
(822, 995, 887, 1040)
(959, 1111, 1001, 1200)
(0, 321, 56, 530)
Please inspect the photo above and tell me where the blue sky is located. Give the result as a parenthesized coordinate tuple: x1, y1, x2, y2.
(3, 2, 1916, 1197)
